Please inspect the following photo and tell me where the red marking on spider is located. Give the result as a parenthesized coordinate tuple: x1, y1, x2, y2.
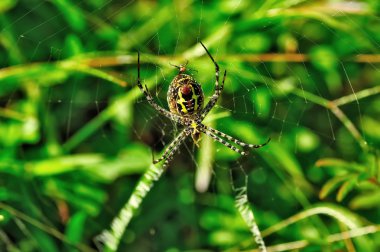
(180, 66, 186, 73)
(187, 100, 192, 108)
(181, 85, 191, 95)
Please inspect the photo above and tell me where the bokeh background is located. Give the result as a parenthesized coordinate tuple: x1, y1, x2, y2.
(1, 0, 380, 251)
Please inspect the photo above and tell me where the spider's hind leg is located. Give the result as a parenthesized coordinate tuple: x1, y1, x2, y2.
(152, 128, 189, 164)
(200, 124, 270, 156)
(198, 125, 248, 156)
(204, 125, 270, 149)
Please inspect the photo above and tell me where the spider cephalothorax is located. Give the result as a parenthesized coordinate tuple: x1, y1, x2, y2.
(136, 42, 270, 168)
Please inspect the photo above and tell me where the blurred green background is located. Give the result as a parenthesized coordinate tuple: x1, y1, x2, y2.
(1, 0, 380, 251)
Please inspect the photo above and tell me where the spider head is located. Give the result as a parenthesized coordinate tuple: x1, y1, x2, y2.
(170, 61, 189, 74)
(170, 61, 198, 75)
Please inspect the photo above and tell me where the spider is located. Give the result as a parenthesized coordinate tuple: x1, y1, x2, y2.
(137, 42, 270, 168)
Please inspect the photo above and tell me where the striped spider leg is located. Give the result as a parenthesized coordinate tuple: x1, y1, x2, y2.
(156, 129, 191, 170)
(199, 124, 271, 155)
(152, 128, 189, 164)
(137, 51, 186, 126)
(199, 41, 227, 121)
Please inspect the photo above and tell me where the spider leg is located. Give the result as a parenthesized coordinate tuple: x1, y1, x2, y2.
(199, 42, 226, 120)
(198, 125, 248, 155)
(137, 52, 184, 124)
(153, 129, 189, 164)
(201, 70, 226, 120)
(202, 124, 271, 149)
(161, 140, 182, 170)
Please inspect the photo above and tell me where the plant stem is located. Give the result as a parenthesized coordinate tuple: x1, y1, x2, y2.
(262, 204, 360, 237)
(334, 86, 380, 106)
(257, 225, 380, 252)
(235, 187, 267, 252)
(58, 61, 127, 87)
(329, 103, 368, 151)
(95, 163, 165, 252)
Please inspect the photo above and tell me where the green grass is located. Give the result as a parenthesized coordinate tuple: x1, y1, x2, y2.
(1, 1, 380, 251)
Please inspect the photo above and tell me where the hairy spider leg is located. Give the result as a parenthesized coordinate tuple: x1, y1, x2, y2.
(198, 126, 248, 155)
(199, 42, 226, 120)
(153, 129, 189, 164)
(137, 52, 184, 125)
(160, 129, 191, 168)
(202, 124, 271, 149)
(201, 70, 226, 121)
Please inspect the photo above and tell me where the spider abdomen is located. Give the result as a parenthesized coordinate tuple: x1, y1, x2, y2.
(167, 74, 204, 117)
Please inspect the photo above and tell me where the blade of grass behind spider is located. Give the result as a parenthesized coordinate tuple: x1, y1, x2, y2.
(95, 163, 166, 252)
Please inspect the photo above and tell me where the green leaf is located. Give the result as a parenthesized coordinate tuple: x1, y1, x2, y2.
(0, 187, 18, 201)
(200, 209, 245, 231)
(0, 0, 16, 13)
(295, 127, 320, 153)
(267, 142, 304, 178)
(273, 77, 297, 96)
(43, 180, 105, 216)
(63, 35, 84, 58)
(336, 176, 357, 202)
(65, 211, 87, 244)
(27, 144, 150, 180)
(27, 154, 105, 176)
(316, 158, 365, 172)
(89, 144, 151, 182)
(362, 116, 380, 142)
(319, 175, 351, 199)
(251, 87, 272, 119)
(234, 34, 271, 53)
(32, 229, 59, 252)
(209, 230, 242, 247)
(52, 0, 87, 32)
(350, 190, 380, 210)
(0, 210, 11, 225)
(309, 46, 338, 72)
(304, 203, 364, 228)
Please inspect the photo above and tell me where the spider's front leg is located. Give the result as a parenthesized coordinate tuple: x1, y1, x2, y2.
(136, 51, 184, 125)
(201, 70, 227, 120)
(199, 42, 227, 120)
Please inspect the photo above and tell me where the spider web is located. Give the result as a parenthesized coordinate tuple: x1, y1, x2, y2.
(1, 0, 379, 251)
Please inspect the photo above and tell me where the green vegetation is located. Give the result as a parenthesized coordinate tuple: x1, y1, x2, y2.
(1, 0, 380, 251)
